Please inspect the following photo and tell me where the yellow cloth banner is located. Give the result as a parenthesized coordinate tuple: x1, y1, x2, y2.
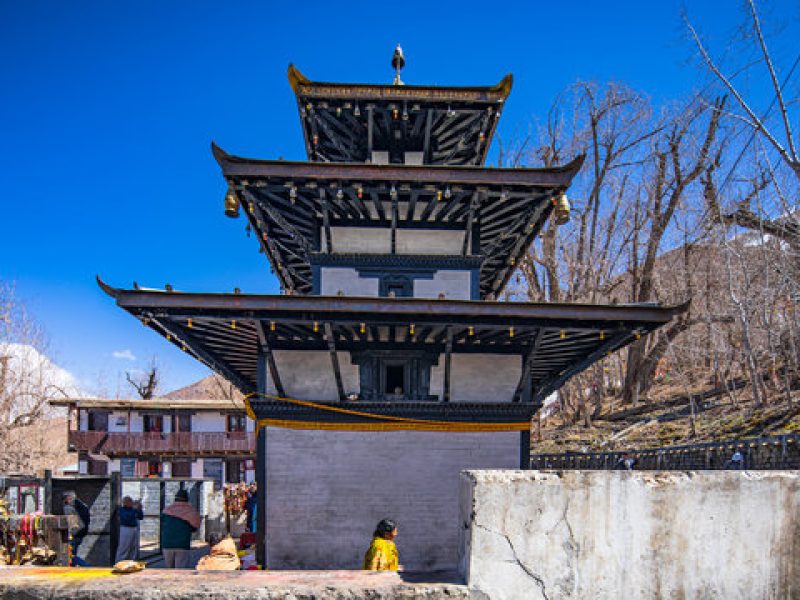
(243, 393, 531, 432)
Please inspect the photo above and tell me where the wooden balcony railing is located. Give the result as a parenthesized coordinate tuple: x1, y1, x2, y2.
(68, 431, 255, 455)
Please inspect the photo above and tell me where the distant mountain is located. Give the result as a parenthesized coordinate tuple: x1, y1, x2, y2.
(164, 374, 243, 403)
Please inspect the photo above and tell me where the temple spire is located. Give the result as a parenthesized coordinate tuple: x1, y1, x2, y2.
(391, 44, 405, 85)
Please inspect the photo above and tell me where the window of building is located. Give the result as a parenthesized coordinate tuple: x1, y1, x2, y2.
(227, 414, 246, 433)
(384, 363, 405, 395)
(87, 411, 108, 432)
(171, 460, 192, 479)
(147, 461, 161, 478)
(203, 458, 224, 490)
(225, 459, 246, 484)
(352, 351, 437, 401)
(171, 414, 191, 433)
(380, 275, 413, 298)
(120, 458, 136, 478)
(143, 415, 163, 433)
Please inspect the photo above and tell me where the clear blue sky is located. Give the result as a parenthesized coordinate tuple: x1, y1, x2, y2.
(1, 1, 795, 395)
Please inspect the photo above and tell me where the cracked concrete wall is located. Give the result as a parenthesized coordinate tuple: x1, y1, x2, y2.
(459, 470, 800, 600)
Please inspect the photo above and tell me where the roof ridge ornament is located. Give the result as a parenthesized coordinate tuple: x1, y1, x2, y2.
(392, 44, 405, 86)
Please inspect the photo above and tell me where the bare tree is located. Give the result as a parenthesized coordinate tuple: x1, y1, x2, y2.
(0, 282, 74, 473)
(126, 357, 160, 400)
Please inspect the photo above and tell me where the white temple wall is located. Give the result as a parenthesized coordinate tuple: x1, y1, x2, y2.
(431, 354, 521, 403)
(320, 267, 379, 297)
(395, 229, 464, 255)
(413, 270, 472, 300)
(268, 350, 360, 400)
(264, 428, 521, 570)
(322, 227, 466, 256)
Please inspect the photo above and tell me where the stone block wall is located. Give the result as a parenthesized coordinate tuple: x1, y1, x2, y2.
(265, 428, 521, 570)
(459, 470, 800, 599)
(51, 476, 116, 566)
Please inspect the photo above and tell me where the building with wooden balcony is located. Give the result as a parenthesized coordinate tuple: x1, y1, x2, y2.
(50, 397, 256, 486)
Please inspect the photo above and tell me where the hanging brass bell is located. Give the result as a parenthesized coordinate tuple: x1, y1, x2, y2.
(554, 192, 570, 225)
(224, 185, 240, 218)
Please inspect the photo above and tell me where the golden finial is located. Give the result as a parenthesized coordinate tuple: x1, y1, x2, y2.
(392, 44, 405, 85)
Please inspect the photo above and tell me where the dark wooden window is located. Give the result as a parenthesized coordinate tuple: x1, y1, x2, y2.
(143, 415, 163, 433)
(87, 411, 108, 432)
(227, 414, 246, 433)
(171, 414, 191, 432)
(385, 364, 405, 395)
(225, 459, 245, 484)
(171, 460, 192, 478)
(380, 275, 413, 298)
(147, 461, 161, 477)
(203, 458, 223, 490)
(352, 350, 438, 401)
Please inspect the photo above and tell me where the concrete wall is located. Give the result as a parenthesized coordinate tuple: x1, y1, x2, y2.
(459, 470, 800, 600)
(267, 351, 360, 400)
(264, 429, 521, 570)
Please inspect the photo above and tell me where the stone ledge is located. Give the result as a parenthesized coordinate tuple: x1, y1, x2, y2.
(0, 567, 468, 599)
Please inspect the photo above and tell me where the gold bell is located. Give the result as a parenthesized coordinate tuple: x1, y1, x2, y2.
(554, 192, 570, 225)
(224, 184, 240, 218)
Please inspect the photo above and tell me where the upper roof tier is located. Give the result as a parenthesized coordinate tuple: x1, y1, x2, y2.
(213, 144, 584, 298)
(288, 64, 512, 166)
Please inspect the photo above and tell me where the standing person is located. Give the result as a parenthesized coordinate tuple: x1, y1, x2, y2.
(160, 489, 201, 568)
(63, 491, 90, 566)
(245, 484, 257, 533)
(363, 519, 399, 571)
(116, 496, 143, 562)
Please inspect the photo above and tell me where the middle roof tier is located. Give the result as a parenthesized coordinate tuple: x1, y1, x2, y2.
(214, 144, 584, 298)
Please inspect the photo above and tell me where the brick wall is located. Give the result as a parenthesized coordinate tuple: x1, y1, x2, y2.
(265, 428, 521, 570)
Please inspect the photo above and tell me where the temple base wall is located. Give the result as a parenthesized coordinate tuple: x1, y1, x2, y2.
(264, 428, 521, 570)
(459, 470, 800, 600)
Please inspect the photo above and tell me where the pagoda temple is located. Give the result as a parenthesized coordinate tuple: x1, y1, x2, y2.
(99, 49, 685, 570)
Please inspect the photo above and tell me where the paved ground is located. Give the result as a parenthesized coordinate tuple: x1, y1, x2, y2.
(0, 567, 468, 599)
(142, 541, 210, 569)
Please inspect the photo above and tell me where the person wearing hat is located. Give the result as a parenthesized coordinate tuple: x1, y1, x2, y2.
(160, 489, 201, 568)
(63, 491, 91, 566)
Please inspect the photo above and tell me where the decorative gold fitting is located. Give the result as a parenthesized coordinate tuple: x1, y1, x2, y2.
(360, 322, 366, 334)
(224, 184, 240, 218)
(313, 321, 319, 333)
(554, 192, 570, 225)
(231, 320, 237, 330)
(270, 320, 276, 332)
(468, 326, 475, 336)
(187, 318, 193, 328)
(509, 327, 514, 338)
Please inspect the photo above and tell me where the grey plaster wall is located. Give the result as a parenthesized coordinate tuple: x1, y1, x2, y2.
(459, 470, 800, 600)
(264, 429, 520, 570)
(431, 354, 521, 403)
(268, 350, 360, 400)
(413, 270, 472, 300)
(320, 267, 380, 297)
